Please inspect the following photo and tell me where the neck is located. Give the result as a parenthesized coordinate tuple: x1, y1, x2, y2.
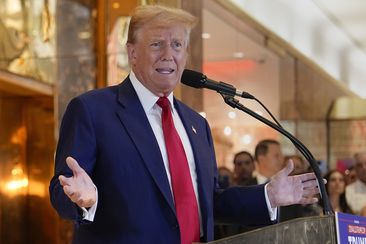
(329, 194, 340, 210)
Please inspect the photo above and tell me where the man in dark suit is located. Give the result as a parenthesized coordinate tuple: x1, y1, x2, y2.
(49, 5, 321, 244)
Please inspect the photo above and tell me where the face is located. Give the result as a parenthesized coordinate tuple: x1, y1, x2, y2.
(127, 24, 188, 97)
(258, 144, 284, 178)
(234, 153, 255, 180)
(327, 171, 345, 196)
(355, 153, 366, 183)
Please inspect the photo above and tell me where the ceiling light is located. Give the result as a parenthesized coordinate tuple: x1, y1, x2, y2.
(224, 126, 232, 136)
(233, 52, 245, 59)
(241, 135, 252, 145)
(112, 2, 120, 9)
(228, 111, 236, 119)
(202, 33, 211, 39)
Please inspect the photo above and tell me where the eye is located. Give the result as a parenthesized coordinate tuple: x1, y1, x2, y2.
(150, 41, 161, 48)
(172, 40, 183, 49)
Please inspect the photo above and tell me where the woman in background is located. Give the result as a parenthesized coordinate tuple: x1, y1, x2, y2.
(324, 170, 352, 213)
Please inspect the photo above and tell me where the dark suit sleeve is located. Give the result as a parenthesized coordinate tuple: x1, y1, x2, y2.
(214, 184, 274, 226)
(49, 97, 97, 223)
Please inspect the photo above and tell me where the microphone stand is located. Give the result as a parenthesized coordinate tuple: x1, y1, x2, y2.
(221, 93, 333, 215)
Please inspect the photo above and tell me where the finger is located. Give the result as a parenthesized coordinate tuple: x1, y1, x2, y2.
(66, 156, 84, 176)
(302, 179, 318, 188)
(63, 185, 80, 201)
(278, 159, 294, 177)
(298, 197, 319, 205)
(302, 188, 320, 197)
(59, 175, 72, 186)
(298, 172, 317, 182)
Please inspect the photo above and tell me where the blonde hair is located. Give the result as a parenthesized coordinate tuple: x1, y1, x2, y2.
(127, 5, 197, 45)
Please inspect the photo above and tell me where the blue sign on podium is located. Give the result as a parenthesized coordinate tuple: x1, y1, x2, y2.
(336, 212, 366, 244)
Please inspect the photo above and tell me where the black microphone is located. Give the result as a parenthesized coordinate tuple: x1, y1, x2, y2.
(181, 69, 255, 99)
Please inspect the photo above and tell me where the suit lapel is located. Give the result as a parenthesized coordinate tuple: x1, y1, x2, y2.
(115, 78, 175, 213)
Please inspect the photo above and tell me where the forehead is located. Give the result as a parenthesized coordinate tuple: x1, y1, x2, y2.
(138, 23, 188, 40)
(235, 154, 252, 162)
(330, 172, 343, 179)
(267, 143, 281, 152)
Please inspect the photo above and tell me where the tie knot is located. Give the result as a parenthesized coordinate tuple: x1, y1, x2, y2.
(157, 97, 170, 109)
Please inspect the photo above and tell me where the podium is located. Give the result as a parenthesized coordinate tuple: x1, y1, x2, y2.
(205, 215, 336, 244)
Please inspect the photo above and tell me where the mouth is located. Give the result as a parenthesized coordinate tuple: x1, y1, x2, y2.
(156, 68, 175, 74)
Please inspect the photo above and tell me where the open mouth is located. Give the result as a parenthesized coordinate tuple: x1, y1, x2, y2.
(156, 68, 175, 74)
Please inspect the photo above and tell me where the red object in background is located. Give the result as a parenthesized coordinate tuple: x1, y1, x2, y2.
(336, 158, 354, 173)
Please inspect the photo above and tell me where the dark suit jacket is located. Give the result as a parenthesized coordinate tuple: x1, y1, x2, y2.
(49, 77, 272, 243)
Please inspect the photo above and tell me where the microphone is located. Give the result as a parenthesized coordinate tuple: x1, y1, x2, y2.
(181, 69, 254, 99)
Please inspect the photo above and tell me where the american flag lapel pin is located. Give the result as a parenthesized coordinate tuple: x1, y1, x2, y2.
(192, 126, 197, 134)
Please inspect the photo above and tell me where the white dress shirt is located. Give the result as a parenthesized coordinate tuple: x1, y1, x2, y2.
(345, 179, 366, 214)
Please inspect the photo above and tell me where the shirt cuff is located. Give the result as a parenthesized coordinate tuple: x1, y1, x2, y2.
(264, 183, 278, 221)
(80, 185, 98, 222)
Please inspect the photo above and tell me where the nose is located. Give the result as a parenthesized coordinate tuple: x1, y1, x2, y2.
(161, 45, 174, 61)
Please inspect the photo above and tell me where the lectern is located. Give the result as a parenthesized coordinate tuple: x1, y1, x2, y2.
(205, 215, 336, 244)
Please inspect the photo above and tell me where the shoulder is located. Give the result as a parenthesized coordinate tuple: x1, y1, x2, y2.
(78, 85, 119, 102)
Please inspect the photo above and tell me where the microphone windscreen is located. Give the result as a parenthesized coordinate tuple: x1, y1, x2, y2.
(181, 69, 205, 88)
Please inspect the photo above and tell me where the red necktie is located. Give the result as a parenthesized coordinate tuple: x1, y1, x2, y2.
(157, 97, 200, 244)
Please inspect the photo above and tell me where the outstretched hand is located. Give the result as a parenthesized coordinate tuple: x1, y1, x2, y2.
(59, 157, 96, 208)
(267, 160, 321, 208)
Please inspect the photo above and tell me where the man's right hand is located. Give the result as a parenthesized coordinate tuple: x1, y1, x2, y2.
(59, 156, 96, 208)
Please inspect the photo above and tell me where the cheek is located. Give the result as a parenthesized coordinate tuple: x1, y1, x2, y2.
(176, 53, 187, 65)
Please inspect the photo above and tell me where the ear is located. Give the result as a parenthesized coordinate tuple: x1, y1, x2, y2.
(126, 43, 137, 66)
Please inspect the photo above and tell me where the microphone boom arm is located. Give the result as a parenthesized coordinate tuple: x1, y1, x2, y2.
(221, 93, 333, 215)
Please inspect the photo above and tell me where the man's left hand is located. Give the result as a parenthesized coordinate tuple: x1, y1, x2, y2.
(267, 160, 321, 208)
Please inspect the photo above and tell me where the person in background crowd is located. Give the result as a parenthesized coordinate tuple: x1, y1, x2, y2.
(217, 166, 233, 189)
(323, 170, 352, 213)
(346, 152, 366, 215)
(247, 139, 284, 185)
(232, 151, 255, 186)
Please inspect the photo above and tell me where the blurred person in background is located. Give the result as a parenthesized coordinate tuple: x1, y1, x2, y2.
(217, 166, 233, 189)
(346, 152, 366, 215)
(232, 151, 255, 186)
(250, 139, 284, 185)
(323, 170, 352, 213)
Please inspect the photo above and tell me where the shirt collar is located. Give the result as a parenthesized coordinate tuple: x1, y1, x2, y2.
(129, 71, 174, 113)
(256, 173, 269, 184)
